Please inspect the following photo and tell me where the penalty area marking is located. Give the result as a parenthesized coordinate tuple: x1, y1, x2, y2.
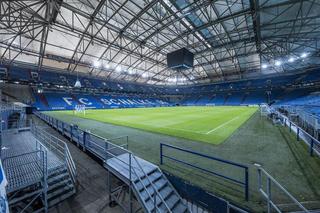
(205, 116, 239, 135)
(161, 126, 205, 134)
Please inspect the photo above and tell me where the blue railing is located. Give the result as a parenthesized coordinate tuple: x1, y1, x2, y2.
(33, 111, 129, 161)
(276, 110, 320, 157)
(160, 143, 249, 201)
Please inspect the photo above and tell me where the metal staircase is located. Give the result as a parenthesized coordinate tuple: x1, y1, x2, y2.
(105, 152, 190, 213)
(133, 167, 188, 212)
(47, 165, 76, 207)
(34, 111, 190, 212)
(31, 125, 77, 207)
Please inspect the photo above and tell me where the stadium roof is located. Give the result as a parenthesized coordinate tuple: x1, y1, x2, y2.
(0, 0, 320, 85)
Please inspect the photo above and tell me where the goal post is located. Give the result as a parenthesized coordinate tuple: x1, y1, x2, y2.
(74, 104, 86, 116)
(260, 103, 272, 116)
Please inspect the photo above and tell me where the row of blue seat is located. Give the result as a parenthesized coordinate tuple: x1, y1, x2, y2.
(180, 87, 319, 106)
(33, 92, 171, 111)
(2, 64, 320, 95)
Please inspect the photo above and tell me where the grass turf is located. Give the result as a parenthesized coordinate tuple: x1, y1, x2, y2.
(45, 107, 320, 211)
(49, 106, 257, 145)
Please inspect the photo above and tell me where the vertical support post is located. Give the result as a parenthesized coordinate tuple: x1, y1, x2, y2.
(289, 122, 291, 132)
(83, 131, 86, 152)
(160, 143, 163, 165)
(70, 125, 73, 142)
(245, 167, 249, 201)
(107, 169, 112, 206)
(267, 177, 271, 213)
(43, 151, 48, 213)
(310, 139, 314, 156)
(64, 144, 68, 165)
(154, 186, 156, 213)
(105, 139, 109, 161)
(297, 128, 300, 141)
(126, 136, 129, 149)
(129, 153, 132, 213)
(257, 167, 262, 193)
(78, 130, 80, 147)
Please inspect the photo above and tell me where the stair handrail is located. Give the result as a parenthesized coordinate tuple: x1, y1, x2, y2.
(131, 154, 173, 213)
(254, 164, 309, 213)
(64, 143, 77, 185)
(104, 148, 162, 212)
(31, 124, 77, 185)
(103, 139, 173, 212)
(34, 112, 182, 212)
(84, 130, 174, 212)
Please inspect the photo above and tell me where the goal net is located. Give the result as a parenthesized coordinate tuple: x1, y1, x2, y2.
(260, 103, 272, 116)
(74, 104, 86, 115)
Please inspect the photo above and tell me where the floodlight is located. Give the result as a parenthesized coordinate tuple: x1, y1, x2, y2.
(301, 53, 308, 58)
(288, 57, 295, 63)
(104, 63, 110, 69)
(275, 60, 282, 66)
(115, 66, 122, 72)
(93, 61, 101, 68)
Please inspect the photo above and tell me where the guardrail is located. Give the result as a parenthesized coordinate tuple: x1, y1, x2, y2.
(31, 123, 77, 185)
(33, 111, 169, 212)
(254, 164, 309, 213)
(2, 150, 48, 212)
(276, 110, 320, 157)
(160, 143, 249, 201)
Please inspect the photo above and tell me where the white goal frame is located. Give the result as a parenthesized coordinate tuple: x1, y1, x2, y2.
(74, 104, 86, 115)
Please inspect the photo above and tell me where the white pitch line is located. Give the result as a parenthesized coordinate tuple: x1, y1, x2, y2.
(161, 126, 204, 134)
(205, 116, 239, 135)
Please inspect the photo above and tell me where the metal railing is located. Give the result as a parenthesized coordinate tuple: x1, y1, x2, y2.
(0, 103, 23, 112)
(33, 111, 177, 212)
(2, 150, 48, 212)
(160, 143, 249, 201)
(275, 110, 320, 157)
(111, 144, 175, 212)
(31, 123, 77, 185)
(86, 132, 171, 212)
(254, 164, 309, 213)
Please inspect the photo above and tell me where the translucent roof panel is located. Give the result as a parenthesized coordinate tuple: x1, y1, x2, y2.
(0, 0, 319, 85)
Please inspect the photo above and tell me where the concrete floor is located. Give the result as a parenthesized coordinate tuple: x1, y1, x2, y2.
(33, 117, 129, 213)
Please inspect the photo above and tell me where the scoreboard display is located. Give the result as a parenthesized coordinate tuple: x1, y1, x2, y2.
(167, 48, 194, 70)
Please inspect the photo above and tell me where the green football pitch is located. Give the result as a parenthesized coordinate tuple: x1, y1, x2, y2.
(44, 106, 320, 210)
(50, 106, 257, 144)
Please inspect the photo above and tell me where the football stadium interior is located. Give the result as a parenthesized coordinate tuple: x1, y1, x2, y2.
(0, 0, 320, 212)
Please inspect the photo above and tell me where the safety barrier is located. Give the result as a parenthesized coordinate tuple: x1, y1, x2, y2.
(2, 149, 48, 213)
(160, 143, 249, 201)
(31, 124, 77, 185)
(254, 164, 309, 213)
(34, 111, 129, 156)
(276, 110, 320, 157)
(33, 111, 189, 212)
